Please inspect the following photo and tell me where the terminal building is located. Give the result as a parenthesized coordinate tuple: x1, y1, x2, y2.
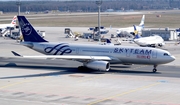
(142, 28, 179, 41)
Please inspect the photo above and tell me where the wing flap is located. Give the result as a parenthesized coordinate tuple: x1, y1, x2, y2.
(22, 55, 112, 60)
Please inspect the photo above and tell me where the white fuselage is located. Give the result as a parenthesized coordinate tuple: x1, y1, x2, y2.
(0, 24, 15, 29)
(134, 35, 165, 47)
(117, 25, 143, 34)
(24, 42, 175, 65)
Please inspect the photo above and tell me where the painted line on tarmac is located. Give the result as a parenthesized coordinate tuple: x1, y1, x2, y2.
(87, 82, 160, 105)
(0, 76, 49, 90)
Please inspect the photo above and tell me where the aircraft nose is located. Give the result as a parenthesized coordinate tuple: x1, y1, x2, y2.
(134, 39, 139, 42)
(117, 30, 121, 34)
(170, 56, 176, 61)
(134, 39, 141, 43)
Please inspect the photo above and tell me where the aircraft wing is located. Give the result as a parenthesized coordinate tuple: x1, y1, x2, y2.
(11, 51, 112, 61)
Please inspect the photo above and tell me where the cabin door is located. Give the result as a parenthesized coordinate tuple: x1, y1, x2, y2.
(76, 48, 79, 54)
(152, 50, 157, 58)
(126, 49, 131, 57)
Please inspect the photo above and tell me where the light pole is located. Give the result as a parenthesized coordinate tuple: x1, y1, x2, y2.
(16, 0, 21, 38)
(16, 0, 21, 16)
(96, 0, 102, 41)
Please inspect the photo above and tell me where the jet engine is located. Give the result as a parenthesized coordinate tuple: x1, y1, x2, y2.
(158, 43, 165, 47)
(85, 61, 110, 71)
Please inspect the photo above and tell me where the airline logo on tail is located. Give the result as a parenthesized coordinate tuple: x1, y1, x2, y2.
(11, 16, 17, 25)
(133, 25, 141, 39)
(133, 25, 138, 35)
(22, 23, 32, 36)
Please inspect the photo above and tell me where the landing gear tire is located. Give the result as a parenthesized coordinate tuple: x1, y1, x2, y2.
(153, 65, 157, 73)
(78, 66, 90, 72)
(78, 66, 84, 71)
(153, 69, 157, 73)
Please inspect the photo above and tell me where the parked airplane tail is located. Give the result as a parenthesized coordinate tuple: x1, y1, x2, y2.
(106, 39, 111, 43)
(17, 16, 48, 42)
(134, 34, 141, 39)
(11, 16, 17, 25)
(133, 25, 141, 39)
(139, 15, 145, 28)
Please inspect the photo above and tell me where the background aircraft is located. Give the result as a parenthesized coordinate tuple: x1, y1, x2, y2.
(13, 16, 175, 73)
(133, 25, 165, 47)
(0, 16, 17, 29)
(0, 16, 17, 36)
(116, 15, 145, 35)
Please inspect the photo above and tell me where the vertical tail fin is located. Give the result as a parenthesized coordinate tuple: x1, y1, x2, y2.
(11, 16, 17, 25)
(106, 39, 111, 44)
(17, 16, 48, 42)
(139, 15, 145, 28)
(133, 25, 141, 39)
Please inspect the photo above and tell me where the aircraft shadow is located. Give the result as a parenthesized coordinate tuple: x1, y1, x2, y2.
(109, 69, 160, 74)
(110, 65, 131, 68)
(0, 63, 104, 79)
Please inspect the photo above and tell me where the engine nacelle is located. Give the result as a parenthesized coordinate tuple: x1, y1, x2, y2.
(158, 43, 165, 47)
(85, 61, 110, 71)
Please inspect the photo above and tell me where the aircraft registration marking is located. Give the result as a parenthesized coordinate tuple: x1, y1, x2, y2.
(137, 55, 150, 59)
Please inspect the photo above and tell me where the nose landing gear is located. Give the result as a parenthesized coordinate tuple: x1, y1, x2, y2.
(153, 65, 157, 73)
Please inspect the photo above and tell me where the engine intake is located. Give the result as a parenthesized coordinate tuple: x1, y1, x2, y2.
(85, 61, 110, 71)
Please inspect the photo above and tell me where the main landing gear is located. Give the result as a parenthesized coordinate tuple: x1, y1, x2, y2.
(78, 66, 85, 71)
(78, 66, 90, 72)
(153, 65, 157, 73)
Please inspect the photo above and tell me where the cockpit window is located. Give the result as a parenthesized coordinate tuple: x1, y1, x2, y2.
(164, 53, 169, 56)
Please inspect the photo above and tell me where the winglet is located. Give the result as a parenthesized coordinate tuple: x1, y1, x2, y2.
(11, 51, 22, 57)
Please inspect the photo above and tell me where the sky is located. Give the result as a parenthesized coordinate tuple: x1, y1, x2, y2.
(0, 0, 108, 1)
(0, 0, 100, 1)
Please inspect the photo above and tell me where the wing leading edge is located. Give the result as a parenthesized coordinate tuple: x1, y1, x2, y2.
(11, 51, 112, 61)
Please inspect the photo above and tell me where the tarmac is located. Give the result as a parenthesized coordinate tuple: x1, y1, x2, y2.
(0, 27, 180, 105)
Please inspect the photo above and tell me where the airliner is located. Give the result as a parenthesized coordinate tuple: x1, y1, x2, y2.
(116, 15, 145, 35)
(133, 25, 165, 47)
(0, 16, 17, 29)
(12, 16, 175, 73)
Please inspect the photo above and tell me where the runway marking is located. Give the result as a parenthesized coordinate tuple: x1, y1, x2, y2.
(87, 82, 160, 105)
(0, 76, 49, 90)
